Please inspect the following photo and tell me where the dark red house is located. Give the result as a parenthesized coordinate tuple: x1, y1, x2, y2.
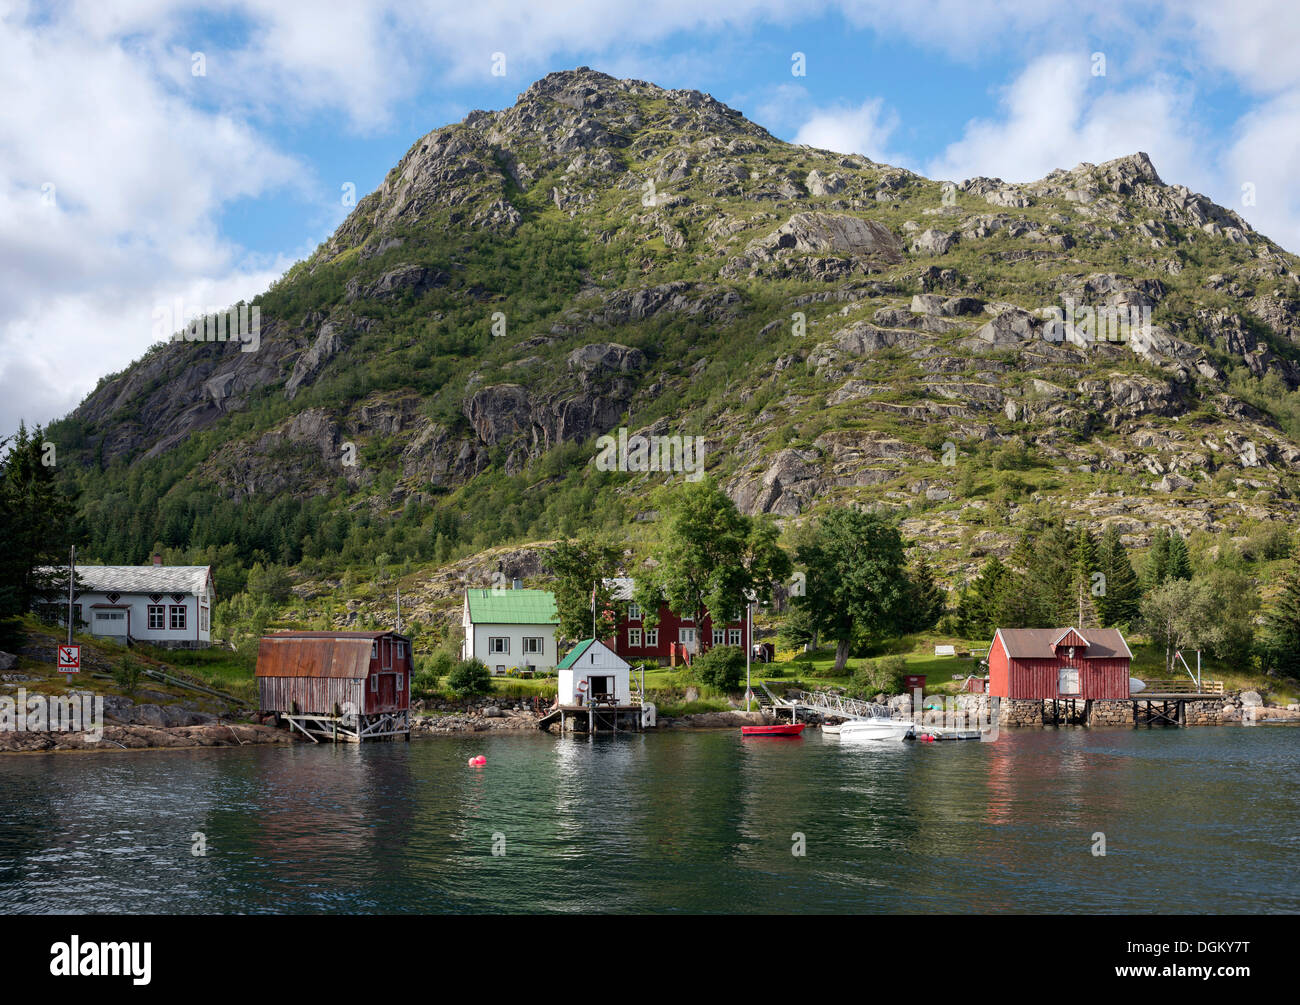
(256, 629, 412, 741)
(602, 578, 749, 665)
(987, 627, 1132, 700)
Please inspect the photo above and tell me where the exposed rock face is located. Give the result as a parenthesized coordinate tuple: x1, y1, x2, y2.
(910, 228, 957, 256)
(751, 212, 904, 261)
(50, 69, 1300, 559)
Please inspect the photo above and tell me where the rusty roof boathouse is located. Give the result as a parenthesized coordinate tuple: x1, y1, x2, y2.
(256, 630, 412, 742)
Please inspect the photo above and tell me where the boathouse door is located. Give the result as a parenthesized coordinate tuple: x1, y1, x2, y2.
(590, 675, 613, 699)
(1059, 664, 1079, 695)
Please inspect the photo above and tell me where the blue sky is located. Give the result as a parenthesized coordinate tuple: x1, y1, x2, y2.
(3, 0, 1299, 437)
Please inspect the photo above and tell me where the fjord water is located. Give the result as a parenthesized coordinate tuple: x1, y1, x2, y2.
(2, 727, 1296, 914)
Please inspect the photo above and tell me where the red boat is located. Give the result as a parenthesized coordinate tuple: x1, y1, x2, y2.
(741, 723, 806, 737)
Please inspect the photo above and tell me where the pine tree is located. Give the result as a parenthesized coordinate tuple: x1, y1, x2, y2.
(0, 423, 76, 619)
(1095, 524, 1141, 628)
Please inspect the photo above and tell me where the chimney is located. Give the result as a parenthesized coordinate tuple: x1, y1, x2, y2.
(152, 554, 163, 566)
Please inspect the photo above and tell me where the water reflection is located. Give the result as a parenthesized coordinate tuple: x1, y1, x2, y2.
(0, 727, 1296, 913)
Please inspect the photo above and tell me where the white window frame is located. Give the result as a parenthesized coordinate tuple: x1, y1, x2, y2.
(627, 602, 642, 621)
(169, 605, 187, 631)
(644, 628, 659, 647)
(523, 637, 544, 655)
(728, 629, 742, 646)
(679, 628, 696, 644)
(628, 628, 642, 647)
(370, 675, 378, 693)
(396, 672, 404, 691)
(148, 605, 166, 630)
(488, 637, 509, 654)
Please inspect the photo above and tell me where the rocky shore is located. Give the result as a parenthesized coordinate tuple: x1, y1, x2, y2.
(0, 722, 289, 752)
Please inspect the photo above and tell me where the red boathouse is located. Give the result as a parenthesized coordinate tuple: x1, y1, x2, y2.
(255, 630, 412, 741)
(987, 627, 1132, 700)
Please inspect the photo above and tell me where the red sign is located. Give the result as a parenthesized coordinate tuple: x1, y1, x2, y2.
(57, 644, 81, 672)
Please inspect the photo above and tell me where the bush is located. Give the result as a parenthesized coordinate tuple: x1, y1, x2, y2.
(113, 654, 143, 697)
(692, 645, 745, 691)
(446, 658, 492, 696)
(852, 655, 907, 697)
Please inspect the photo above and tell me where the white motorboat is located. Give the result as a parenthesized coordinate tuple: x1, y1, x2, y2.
(837, 717, 915, 742)
(821, 722, 842, 735)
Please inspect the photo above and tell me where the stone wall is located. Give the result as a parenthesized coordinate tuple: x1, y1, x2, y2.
(1087, 700, 1134, 726)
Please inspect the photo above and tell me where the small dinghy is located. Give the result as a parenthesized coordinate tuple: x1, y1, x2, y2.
(821, 723, 842, 735)
(741, 723, 806, 737)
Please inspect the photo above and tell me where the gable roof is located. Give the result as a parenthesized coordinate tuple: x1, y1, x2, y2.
(45, 565, 213, 596)
(995, 627, 1132, 660)
(255, 635, 375, 678)
(558, 639, 595, 670)
(465, 588, 558, 625)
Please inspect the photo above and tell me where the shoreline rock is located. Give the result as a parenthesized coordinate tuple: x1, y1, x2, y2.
(0, 722, 292, 753)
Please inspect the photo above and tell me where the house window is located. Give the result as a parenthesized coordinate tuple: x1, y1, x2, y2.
(729, 629, 742, 646)
(628, 602, 642, 621)
(370, 675, 378, 693)
(712, 628, 725, 646)
(148, 605, 166, 630)
(488, 637, 509, 654)
(199, 607, 209, 632)
(523, 637, 544, 655)
(628, 628, 642, 647)
(396, 673, 404, 691)
(495, 665, 506, 676)
(372, 641, 378, 658)
(395, 641, 406, 659)
(644, 628, 658, 647)
(169, 605, 187, 630)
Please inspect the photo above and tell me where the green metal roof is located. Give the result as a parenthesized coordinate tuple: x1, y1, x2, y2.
(557, 639, 595, 670)
(465, 588, 558, 625)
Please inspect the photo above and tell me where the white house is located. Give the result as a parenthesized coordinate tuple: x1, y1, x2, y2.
(461, 587, 559, 675)
(557, 638, 633, 706)
(41, 558, 215, 648)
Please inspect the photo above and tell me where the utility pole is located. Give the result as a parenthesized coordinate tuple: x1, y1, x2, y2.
(745, 600, 752, 713)
(65, 545, 75, 685)
(396, 586, 402, 634)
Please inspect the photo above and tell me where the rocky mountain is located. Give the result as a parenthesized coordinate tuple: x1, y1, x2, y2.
(51, 67, 1300, 585)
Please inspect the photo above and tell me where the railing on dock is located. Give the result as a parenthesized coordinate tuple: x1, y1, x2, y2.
(1136, 678, 1224, 695)
(790, 690, 893, 721)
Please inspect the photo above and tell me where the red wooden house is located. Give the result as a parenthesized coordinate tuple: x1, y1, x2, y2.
(255, 629, 412, 741)
(602, 578, 749, 665)
(987, 627, 1132, 700)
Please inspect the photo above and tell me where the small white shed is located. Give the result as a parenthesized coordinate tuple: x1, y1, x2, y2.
(557, 639, 633, 706)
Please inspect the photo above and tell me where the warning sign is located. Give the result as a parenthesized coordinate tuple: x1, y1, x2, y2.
(57, 644, 81, 672)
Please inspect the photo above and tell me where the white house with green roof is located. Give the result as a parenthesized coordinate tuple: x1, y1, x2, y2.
(461, 588, 559, 675)
(557, 638, 632, 706)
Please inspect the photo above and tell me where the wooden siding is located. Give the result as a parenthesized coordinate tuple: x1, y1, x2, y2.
(259, 676, 363, 715)
(987, 633, 1010, 697)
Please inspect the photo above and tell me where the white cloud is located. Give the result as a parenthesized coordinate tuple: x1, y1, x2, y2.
(0, 7, 302, 436)
(793, 97, 902, 164)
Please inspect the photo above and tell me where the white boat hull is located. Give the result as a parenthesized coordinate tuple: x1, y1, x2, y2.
(821, 723, 842, 734)
(837, 718, 915, 742)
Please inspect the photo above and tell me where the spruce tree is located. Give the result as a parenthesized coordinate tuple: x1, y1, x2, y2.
(1072, 526, 1100, 627)
(1095, 524, 1141, 628)
(1142, 527, 1172, 593)
(1167, 531, 1192, 581)
(900, 553, 947, 634)
(1263, 545, 1300, 678)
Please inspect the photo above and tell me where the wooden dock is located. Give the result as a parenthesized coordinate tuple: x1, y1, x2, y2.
(538, 703, 645, 734)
